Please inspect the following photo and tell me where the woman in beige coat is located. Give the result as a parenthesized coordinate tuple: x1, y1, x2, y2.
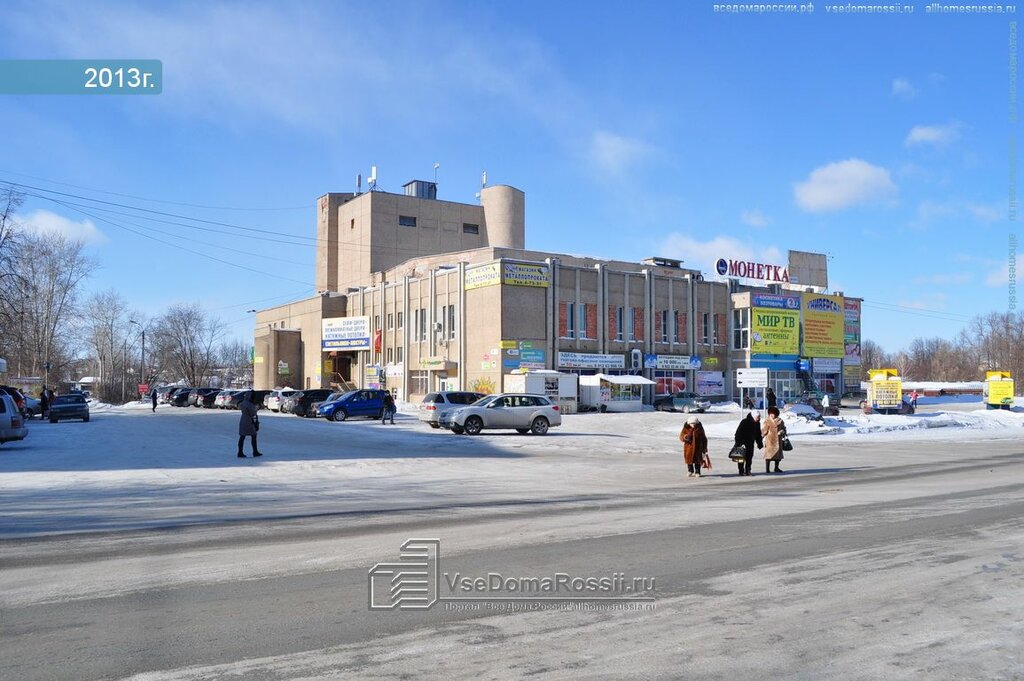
(761, 406, 785, 474)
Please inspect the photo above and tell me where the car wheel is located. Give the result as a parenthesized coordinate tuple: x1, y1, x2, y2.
(450, 424, 465, 434)
(429, 423, 441, 429)
(530, 417, 550, 435)
(464, 416, 483, 435)
(331, 409, 348, 422)
(516, 428, 530, 434)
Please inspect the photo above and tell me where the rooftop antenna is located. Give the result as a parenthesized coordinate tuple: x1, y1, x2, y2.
(368, 165, 378, 192)
(356, 173, 362, 194)
(481, 170, 487, 188)
(433, 162, 440, 185)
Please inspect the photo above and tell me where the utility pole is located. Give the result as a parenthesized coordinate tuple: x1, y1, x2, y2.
(121, 337, 127, 404)
(130, 320, 145, 386)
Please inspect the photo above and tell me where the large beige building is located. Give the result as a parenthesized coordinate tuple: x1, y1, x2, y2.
(254, 179, 862, 403)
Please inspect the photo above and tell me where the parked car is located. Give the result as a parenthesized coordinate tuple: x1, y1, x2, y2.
(317, 389, 389, 421)
(280, 391, 302, 414)
(787, 395, 839, 418)
(23, 396, 41, 418)
(840, 390, 868, 409)
(0, 393, 28, 444)
(49, 393, 90, 423)
(169, 388, 193, 407)
(213, 390, 236, 408)
(418, 391, 485, 428)
(289, 389, 334, 417)
(440, 393, 562, 435)
(195, 388, 223, 408)
(653, 391, 711, 413)
(0, 386, 27, 416)
(265, 388, 297, 412)
(224, 390, 272, 410)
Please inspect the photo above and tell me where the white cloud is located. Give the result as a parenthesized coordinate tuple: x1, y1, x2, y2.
(892, 78, 917, 98)
(897, 293, 949, 310)
(793, 159, 897, 213)
(19, 209, 105, 244)
(587, 131, 655, 179)
(913, 199, 1003, 227)
(966, 203, 1003, 223)
(912, 272, 973, 286)
(986, 264, 1009, 287)
(905, 123, 962, 148)
(740, 209, 770, 228)
(658, 233, 785, 278)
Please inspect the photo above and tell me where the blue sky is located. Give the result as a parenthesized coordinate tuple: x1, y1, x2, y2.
(0, 1, 1014, 349)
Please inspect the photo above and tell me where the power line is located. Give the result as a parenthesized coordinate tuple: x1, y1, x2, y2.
(0, 169, 310, 211)
(861, 298, 973, 321)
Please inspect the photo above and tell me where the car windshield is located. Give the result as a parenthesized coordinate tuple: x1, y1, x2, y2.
(53, 395, 86, 405)
(471, 395, 497, 407)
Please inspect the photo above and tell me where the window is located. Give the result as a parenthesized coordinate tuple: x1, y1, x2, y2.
(396, 347, 403, 363)
(447, 304, 456, 340)
(397, 311, 404, 329)
(399, 215, 417, 227)
(418, 307, 427, 341)
(387, 313, 394, 330)
(732, 309, 749, 350)
(566, 302, 576, 338)
(463, 223, 479, 234)
(616, 307, 624, 341)
(702, 313, 710, 345)
(386, 347, 394, 364)
(374, 315, 380, 331)
(577, 303, 588, 339)
(410, 371, 429, 395)
(629, 308, 637, 341)
(660, 310, 669, 343)
(350, 218, 355, 229)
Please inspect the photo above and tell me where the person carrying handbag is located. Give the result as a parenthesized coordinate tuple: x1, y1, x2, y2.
(732, 411, 763, 476)
(679, 415, 708, 478)
(237, 391, 263, 458)
(761, 406, 785, 474)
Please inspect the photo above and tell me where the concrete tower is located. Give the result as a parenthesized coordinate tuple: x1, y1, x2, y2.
(480, 185, 525, 250)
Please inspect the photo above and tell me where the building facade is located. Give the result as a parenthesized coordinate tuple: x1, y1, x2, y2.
(254, 180, 862, 403)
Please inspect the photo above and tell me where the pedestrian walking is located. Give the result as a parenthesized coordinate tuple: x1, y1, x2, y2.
(237, 391, 262, 458)
(39, 386, 49, 420)
(910, 390, 919, 409)
(761, 406, 785, 474)
(679, 414, 708, 478)
(151, 388, 158, 413)
(766, 387, 777, 410)
(733, 410, 763, 476)
(821, 393, 831, 414)
(743, 393, 755, 410)
(381, 391, 396, 425)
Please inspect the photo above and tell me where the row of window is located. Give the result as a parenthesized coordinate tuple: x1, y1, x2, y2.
(560, 303, 724, 345)
(398, 215, 479, 234)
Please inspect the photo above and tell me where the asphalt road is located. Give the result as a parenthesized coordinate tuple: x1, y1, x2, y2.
(2, 442, 1023, 680)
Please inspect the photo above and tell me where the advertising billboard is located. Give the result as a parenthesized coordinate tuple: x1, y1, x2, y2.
(801, 293, 844, 359)
(696, 371, 724, 396)
(557, 352, 624, 370)
(465, 263, 501, 291)
(322, 316, 371, 350)
(844, 299, 862, 366)
(465, 262, 550, 291)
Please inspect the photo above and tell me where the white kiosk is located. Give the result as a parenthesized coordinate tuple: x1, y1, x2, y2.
(579, 373, 655, 413)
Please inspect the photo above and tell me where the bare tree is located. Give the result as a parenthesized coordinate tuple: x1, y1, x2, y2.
(81, 290, 144, 402)
(217, 339, 253, 388)
(151, 304, 225, 387)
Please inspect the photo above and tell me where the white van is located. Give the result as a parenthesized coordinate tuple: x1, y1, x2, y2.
(0, 393, 28, 444)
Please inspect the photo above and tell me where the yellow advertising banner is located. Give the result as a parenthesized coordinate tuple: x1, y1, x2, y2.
(801, 293, 845, 358)
(502, 262, 549, 287)
(465, 262, 501, 291)
(499, 340, 518, 349)
(869, 377, 902, 409)
(987, 379, 1014, 406)
(751, 308, 800, 355)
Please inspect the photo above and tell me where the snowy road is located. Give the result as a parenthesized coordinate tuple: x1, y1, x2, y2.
(1, 406, 1022, 679)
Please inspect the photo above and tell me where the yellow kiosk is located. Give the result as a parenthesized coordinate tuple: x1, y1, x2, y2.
(985, 371, 1014, 410)
(867, 368, 903, 414)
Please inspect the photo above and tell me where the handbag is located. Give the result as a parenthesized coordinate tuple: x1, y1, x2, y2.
(253, 416, 260, 432)
(702, 454, 712, 470)
(780, 433, 792, 451)
(728, 444, 747, 461)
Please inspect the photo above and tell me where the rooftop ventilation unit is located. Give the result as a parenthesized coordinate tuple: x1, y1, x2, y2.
(403, 180, 437, 200)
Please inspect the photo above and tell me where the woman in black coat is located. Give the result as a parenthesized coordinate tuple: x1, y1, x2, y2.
(237, 392, 262, 458)
(733, 411, 763, 476)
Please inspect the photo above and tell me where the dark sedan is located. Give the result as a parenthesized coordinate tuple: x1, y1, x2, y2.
(170, 388, 193, 407)
(289, 389, 334, 417)
(224, 390, 272, 410)
(49, 394, 90, 423)
(196, 388, 223, 408)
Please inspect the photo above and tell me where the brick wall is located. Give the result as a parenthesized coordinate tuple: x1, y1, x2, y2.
(586, 303, 597, 339)
(608, 305, 618, 340)
(633, 307, 645, 341)
(676, 312, 688, 344)
(558, 302, 568, 338)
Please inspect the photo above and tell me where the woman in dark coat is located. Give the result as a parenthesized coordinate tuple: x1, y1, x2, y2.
(733, 411, 763, 476)
(766, 388, 777, 410)
(237, 391, 262, 458)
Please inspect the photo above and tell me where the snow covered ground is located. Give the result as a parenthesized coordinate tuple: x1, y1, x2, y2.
(1, 400, 1022, 538)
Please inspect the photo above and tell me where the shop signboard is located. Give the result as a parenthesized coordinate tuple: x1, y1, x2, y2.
(365, 364, 381, 389)
(751, 306, 800, 356)
(519, 349, 546, 369)
(801, 293, 844, 359)
(655, 355, 701, 370)
(502, 262, 549, 287)
(867, 369, 902, 410)
(750, 294, 801, 310)
(384, 363, 404, 377)
(557, 352, 624, 370)
(696, 371, 725, 396)
(843, 364, 862, 385)
(322, 316, 371, 350)
(277, 360, 290, 376)
(465, 262, 501, 291)
(643, 354, 658, 369)
(715, 258, 790, 283)
(736, 367, 769, 388)
(985, 371, 1014, 407)
(813, 358, 842, 373)
(844, 299, 862, 366)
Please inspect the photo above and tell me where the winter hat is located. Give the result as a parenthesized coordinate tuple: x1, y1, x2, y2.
(686, 415, 699, 425)
(750, 410, 761, 420)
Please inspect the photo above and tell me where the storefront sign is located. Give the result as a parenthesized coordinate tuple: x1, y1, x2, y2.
(254, 356, 264, 364)
(750, 293, 801, 310)
(365, 364, 381, 389)
(557, 352, 625, 370)
(813, 358, 842, 373)
(419, 356, 456, 370)
(322, 316, 371, 350)
(499, 340, 518, 349)
(643, 354, 658, 369)
(703, 357, 719, 367)
(751, 307, 799, 355)
(843, 364, 861, 384)
(801, 293, 844, 359)
(716, 258, 789, 282)
(844, 299, 862, 366)
(655, 355, 701, 370)
(465, 263, 501, 290)
(502, 262, 549, 287)
(384, 363, 404, 377)
(277, 360, 290, 376)
(519, 349, 546, 369)
(696, 371, 725, 396)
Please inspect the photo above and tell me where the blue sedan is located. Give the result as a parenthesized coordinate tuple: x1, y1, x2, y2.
(317, 389, 388, 421)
